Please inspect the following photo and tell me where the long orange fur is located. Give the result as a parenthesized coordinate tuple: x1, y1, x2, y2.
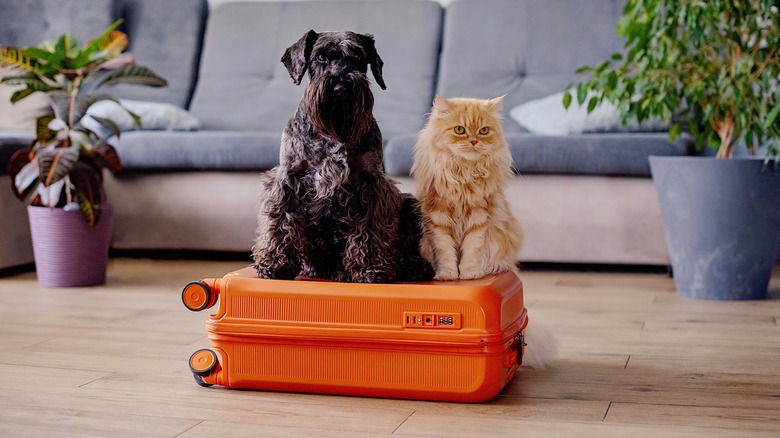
(412, 96, 524, 280)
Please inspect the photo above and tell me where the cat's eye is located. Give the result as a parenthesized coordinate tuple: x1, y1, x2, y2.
(453, 126, 466, 135)
(478, 127, 490, 135)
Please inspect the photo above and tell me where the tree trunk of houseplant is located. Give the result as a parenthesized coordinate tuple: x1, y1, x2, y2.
(649, 156, 780, 300)
(27, 204, 113, 287)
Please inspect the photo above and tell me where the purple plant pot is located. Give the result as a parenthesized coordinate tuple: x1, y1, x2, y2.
(28, 204, 113, 287)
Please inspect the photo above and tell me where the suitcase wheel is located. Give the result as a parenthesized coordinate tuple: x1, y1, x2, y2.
(189, 348, 219, 377)
(182, 281, 214, 311)
(193, 374, 213, 387)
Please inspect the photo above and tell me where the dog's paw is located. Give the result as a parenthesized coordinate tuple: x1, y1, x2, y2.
(395, 257, 435, 282)
(349, 269, 391, 284)
(254, 263, 298, 280)
(434, 267, 459, 281)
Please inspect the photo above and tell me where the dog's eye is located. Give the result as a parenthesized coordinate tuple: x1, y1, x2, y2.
(478, 127, 490, 135)
(316, 54, 327, 63)
(453, 126, 466, 135)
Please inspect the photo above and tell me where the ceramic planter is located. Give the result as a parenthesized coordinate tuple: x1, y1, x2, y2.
(649, 156, 780, 300)
(27, 204, 113, 287)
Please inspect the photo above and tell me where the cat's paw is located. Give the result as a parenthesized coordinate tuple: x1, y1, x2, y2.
(435, 267, 459, 280)
(459, 265, 487, 280)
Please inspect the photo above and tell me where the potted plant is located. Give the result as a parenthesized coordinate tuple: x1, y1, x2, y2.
(1, 19, 166, 287)
(565, 0, 780, 299)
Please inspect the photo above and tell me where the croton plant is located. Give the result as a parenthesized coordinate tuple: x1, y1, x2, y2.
(1, 19, 166, 227)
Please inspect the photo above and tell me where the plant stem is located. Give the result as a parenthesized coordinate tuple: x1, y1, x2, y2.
(715, 113, 737, 159)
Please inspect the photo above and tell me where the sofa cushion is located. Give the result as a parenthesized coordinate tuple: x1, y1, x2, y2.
(509, 91, 668, 135)
(113, 131, 282, 170)
(0, 0, 113, 46)
(106, 0, 208, 108)
(189, 0, 443, 141)
(384, 132, 692, 177)
(82, 99, 201, 138)
(437, 0, 626, 133)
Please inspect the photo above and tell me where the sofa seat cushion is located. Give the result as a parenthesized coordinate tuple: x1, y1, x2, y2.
(113, 131, 282, 171)
(384, 132, 692, 177)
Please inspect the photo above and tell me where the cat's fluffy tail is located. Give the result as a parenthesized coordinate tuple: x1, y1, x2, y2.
(522, 312, 559, 369)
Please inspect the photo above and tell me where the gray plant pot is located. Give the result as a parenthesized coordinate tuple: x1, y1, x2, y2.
(649, 156, 780, 300)
(28, 204, 113, 287)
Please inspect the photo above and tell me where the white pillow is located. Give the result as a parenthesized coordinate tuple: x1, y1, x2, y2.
(0, 67, 50, 131)
(81, 99, 201, 136)
(509, 91, 667, 136)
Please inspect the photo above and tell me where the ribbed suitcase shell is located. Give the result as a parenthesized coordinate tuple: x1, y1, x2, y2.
(183, 267, 528, 402)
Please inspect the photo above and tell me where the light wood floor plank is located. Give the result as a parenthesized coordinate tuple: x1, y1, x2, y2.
(394, 412, 780, 438)
(606, 402, 780, 432)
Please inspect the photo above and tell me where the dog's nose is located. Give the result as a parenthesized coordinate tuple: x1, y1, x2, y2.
(332, 82, 347, 98)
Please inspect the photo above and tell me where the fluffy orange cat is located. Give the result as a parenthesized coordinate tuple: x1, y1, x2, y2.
(412, 95, 524, 280)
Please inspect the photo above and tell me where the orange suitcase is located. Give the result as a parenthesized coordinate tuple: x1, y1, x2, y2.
(182, 267, 528, 402)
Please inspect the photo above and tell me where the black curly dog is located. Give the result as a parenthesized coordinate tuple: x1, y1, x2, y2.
(252, 30, 434, 283)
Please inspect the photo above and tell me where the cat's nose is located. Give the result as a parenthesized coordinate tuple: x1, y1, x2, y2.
(469, 140, 478, 146)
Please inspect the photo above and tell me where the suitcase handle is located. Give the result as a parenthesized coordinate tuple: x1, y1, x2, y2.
(514, 331, 526, 366)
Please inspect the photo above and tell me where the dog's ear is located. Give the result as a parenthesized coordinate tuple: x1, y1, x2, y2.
(282, 30, 319, 86)
(359, 33, 386, 90)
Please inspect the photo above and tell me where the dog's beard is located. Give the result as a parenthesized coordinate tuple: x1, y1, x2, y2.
(304, 73, 374, 145)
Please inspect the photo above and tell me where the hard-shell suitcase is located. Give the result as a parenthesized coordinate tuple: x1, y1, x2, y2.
(182, 267, 528, 402)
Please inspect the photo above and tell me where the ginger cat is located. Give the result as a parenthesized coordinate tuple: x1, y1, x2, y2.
(412, 95, 524, 280)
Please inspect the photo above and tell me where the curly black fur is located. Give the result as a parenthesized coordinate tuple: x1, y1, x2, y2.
(252, 30, 433, 283)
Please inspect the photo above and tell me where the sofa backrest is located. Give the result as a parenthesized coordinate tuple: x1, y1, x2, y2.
(188, 0, 443, 140)
(0, 0, 114, 46)
(0, 0, 207, 110)
(107, 0, 208, 108)
(437, 0, 625, 132)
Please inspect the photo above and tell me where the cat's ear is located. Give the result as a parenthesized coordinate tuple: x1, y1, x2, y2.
(433, 95, 454, 114)
(487, 95, 506, 111)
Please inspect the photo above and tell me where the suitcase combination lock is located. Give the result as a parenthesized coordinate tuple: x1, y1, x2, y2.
(403, 312, 462, 329)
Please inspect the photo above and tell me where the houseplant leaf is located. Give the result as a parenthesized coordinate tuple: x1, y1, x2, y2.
(37, 147, 79, 187)
(77, 19, 125, 65)
(35, 114, 58, 144)
(91, 142, 122, 173)
(70, 161, 106, 228)
(36, 178, 66, 208)
(8, 153, 38, 202)
(86, 115, 122, 139)
(0, 47, 44, 73)
(94, 64, 167, 88)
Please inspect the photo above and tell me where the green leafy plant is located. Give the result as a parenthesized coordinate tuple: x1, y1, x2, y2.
(1, 19, 166, 227)
(564, 0, 780, 161)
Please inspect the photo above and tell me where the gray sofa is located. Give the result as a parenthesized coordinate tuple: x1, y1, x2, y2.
(0, 0, 692, 274)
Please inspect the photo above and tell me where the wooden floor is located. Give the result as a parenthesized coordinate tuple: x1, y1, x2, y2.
(1, 258, 779, 437)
